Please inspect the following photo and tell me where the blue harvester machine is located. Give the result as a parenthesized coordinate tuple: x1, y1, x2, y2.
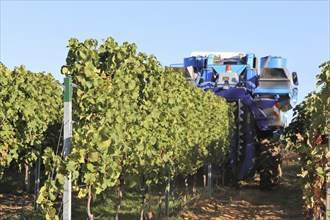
(172, 52, 298, 188)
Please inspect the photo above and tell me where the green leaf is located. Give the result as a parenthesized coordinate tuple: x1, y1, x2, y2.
(77, 188, 88, 198)
(88, 152, 99, 162)
(100, 139, 111, 149)
(87, 163, 95, 172)
(57, 173, 65, 185)
(149, 136, 157, 145)
(136, 144, 144, 151)
(67, 161, 76, 173)
(316, 167, 324, 175)
(61, 66, 69, 75)
(86, 81, 93, 88)
(84, 173, 96, 184)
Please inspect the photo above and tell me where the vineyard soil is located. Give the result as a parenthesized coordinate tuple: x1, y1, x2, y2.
(0, 151, 306, 219)
(179, 151, 306, 220)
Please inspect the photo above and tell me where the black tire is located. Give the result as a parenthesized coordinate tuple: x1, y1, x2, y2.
(257, 137, 282, 189)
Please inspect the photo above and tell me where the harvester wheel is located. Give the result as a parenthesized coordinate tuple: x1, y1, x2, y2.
(257, 138, 282, 189)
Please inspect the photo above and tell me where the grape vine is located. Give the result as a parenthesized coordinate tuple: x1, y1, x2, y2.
(285, 61, 330, 218)
(2, 35, 328, 219)
(0, 63, 62, 175)
(37, 37, 234, 219)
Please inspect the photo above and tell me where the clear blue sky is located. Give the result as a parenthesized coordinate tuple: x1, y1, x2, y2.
(1, 1, 329, 120)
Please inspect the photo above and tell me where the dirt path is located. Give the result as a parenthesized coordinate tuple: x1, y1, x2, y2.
(0, 151, 305, 219)
(180, 151, 306, 220)
(0, 193, 34, 219)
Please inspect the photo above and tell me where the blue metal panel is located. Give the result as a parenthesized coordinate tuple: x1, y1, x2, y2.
(184, 56, 204, 68)
(246, 69, 257, 89)
(184, 57, 197, 67)
(196, 56, 204, 68)
(207, 54, 214, 65)
(260, 56, 287, 69)
(246, 53, 255, 68)
(238, 143, 255, 180)
(246, 68, 256, 81)
(203, 69, 213, 82)
(207, 87, 270, 130)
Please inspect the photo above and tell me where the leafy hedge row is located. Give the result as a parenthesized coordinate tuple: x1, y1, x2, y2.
(285, 61, 330, 217)
(0, 64, 62, 175)
(36, 37, 234, 219)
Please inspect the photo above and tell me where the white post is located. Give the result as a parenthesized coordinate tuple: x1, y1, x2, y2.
(165, 166, 170, 218)
(207, 164, 212, 197)
(34, 157, 41, 210)
(63, 77, 72, 220)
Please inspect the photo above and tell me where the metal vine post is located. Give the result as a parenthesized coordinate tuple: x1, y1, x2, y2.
(63, 77, 72, 220)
